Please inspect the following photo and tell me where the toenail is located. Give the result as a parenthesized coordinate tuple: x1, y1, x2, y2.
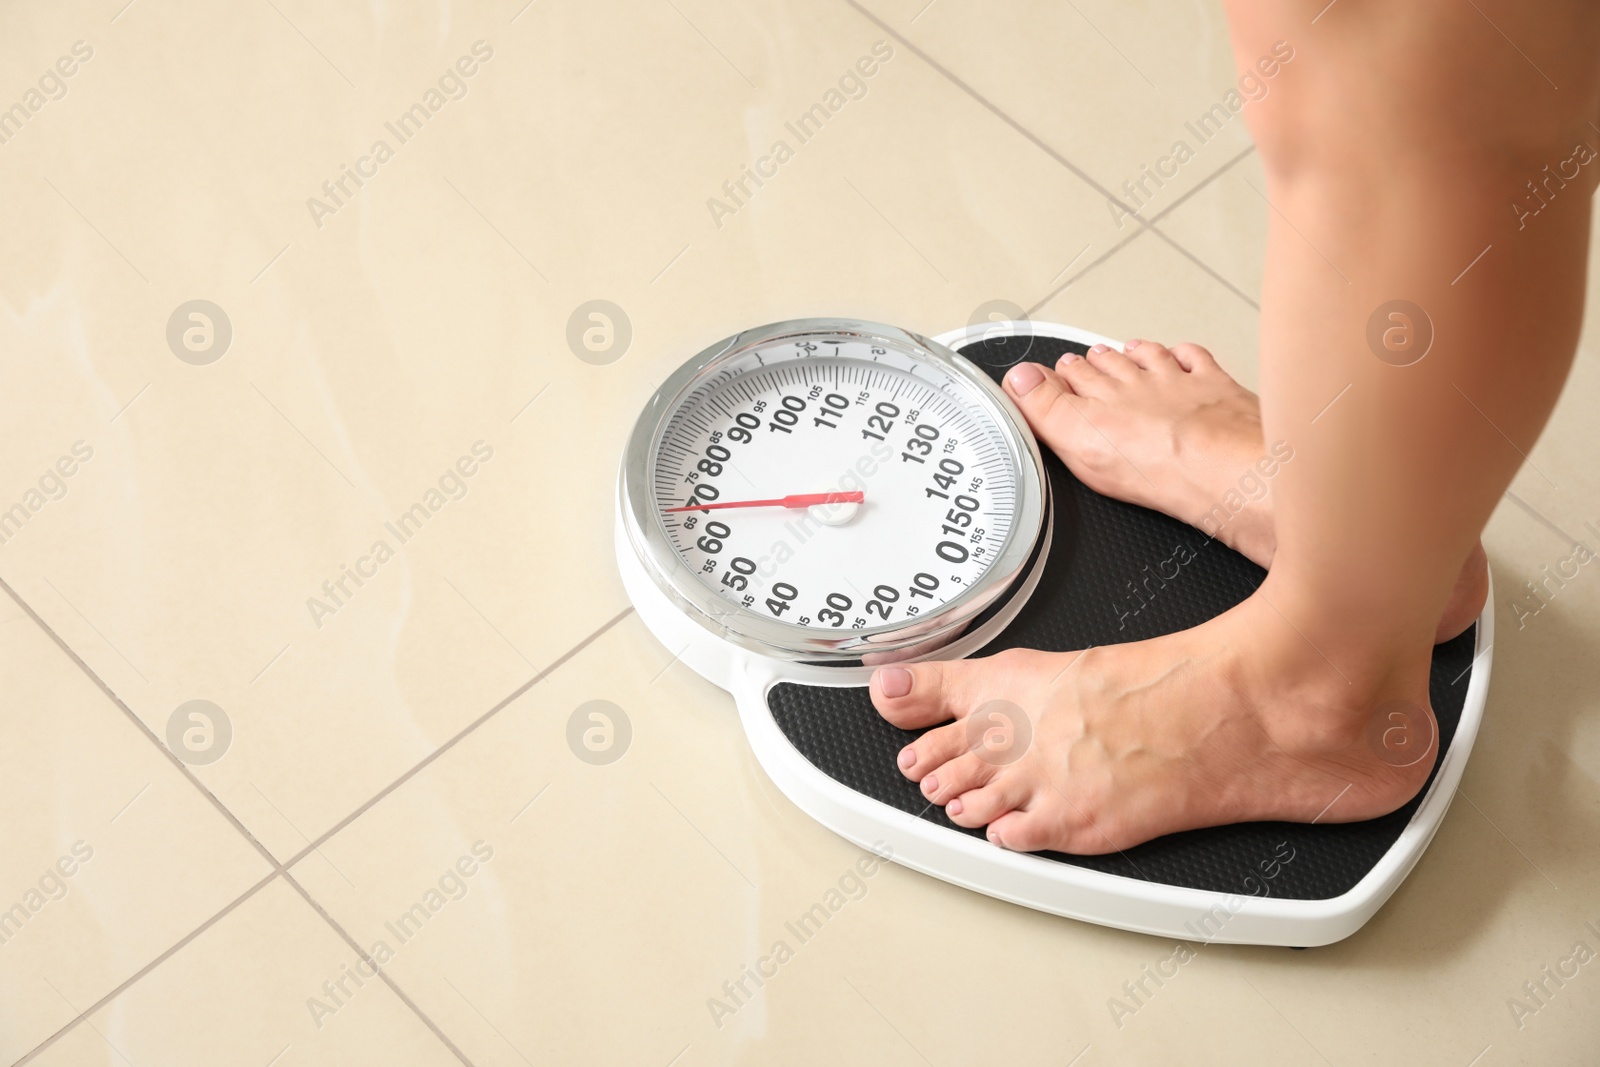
(874, 667, 913, 698)
(1125, 338, 1142, 349)
(1059, 351, 1083, 364)
(922, 774, 939, 794)
(897, 746, 916, 769)
(1088, 343, 1108, 354)
(947, 797, 963, 816)
(987, 828, 1004, 847)
(1004, 362, 1045, 396)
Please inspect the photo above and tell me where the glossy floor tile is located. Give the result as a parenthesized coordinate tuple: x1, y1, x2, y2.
(28, 879, 464, 1067)
(3, 0, 1598, 1064)
(0, 589, 271, 1063)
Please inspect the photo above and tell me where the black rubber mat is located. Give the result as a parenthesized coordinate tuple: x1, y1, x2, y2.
(768, 333, 1476, 901)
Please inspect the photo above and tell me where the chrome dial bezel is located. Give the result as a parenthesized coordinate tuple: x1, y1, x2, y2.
(618, 318, 1047, 663)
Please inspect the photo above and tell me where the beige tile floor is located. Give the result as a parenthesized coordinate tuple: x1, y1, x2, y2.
(1, 1, 1596, 1064)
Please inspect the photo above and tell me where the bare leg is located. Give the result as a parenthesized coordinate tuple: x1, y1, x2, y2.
(997, 334, 1489, 641)
(1234, 0, 1596, 680)
(868, 0, 1599, 852)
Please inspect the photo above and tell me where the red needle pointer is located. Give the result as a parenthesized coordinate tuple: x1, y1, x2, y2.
(664, 491, 864, 513)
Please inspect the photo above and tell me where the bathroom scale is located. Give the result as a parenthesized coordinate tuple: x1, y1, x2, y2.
(614, 317, 1492, 947)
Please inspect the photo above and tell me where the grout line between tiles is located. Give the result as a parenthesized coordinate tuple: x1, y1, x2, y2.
(843, 0, 1262, 312)
(3, 565, 627, 1065)
(1026, 227, 1148, 316)
(279, 870, 475, 1066)
(0, 562, 404, 1063)
(842, 0, 1108, 208)
(283, 605, 635, 867)
(12, 870, 280, 1066)
(1151, 225, 1261, 310)
(1029, 145, 1257, 315)
(0, 572, 284, 872)
(1148, 144, 1257, 226)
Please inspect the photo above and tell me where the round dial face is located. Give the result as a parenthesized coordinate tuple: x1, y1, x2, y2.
(645, 328, 1032, 646)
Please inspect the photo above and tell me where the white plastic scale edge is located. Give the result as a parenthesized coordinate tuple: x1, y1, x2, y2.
(615, 319, 1493, 947)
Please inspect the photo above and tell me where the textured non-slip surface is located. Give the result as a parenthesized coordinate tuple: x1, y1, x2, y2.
(769, 334, 1477, 900)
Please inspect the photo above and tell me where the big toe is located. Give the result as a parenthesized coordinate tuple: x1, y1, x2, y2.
(870, 661, 974, 729)
(1002, 360, 1095, 463)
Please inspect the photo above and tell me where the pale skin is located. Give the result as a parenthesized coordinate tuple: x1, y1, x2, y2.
(870, 0, 1600, 854)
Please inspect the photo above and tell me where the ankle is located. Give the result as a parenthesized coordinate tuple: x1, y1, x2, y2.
(1192, 489, 1276, 569)
(1213, 508, 1276, 571)
(1225, 589, 1434, 725)
(1254, 564, 1439, 666)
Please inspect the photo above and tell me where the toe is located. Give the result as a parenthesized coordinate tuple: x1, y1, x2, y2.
(1122, 339, 1181, 372)
(1055, 350, 1111, 398)
(946, 775, 1029, 828)
(918, 751, 997, 805)
(1168, 342, 1220, 373)
(896, 719, 970, 782)
(1002, 360, 1065, 404)
(1084, 342, 1137, 379)
(986, 807, 1064, 853)
(1004, 361, 1101, 456)
(870, 660, 978, 730)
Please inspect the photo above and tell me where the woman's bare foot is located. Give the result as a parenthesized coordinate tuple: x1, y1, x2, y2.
(999, 340, 1487, 641)
(871, 594, 1438, 853)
